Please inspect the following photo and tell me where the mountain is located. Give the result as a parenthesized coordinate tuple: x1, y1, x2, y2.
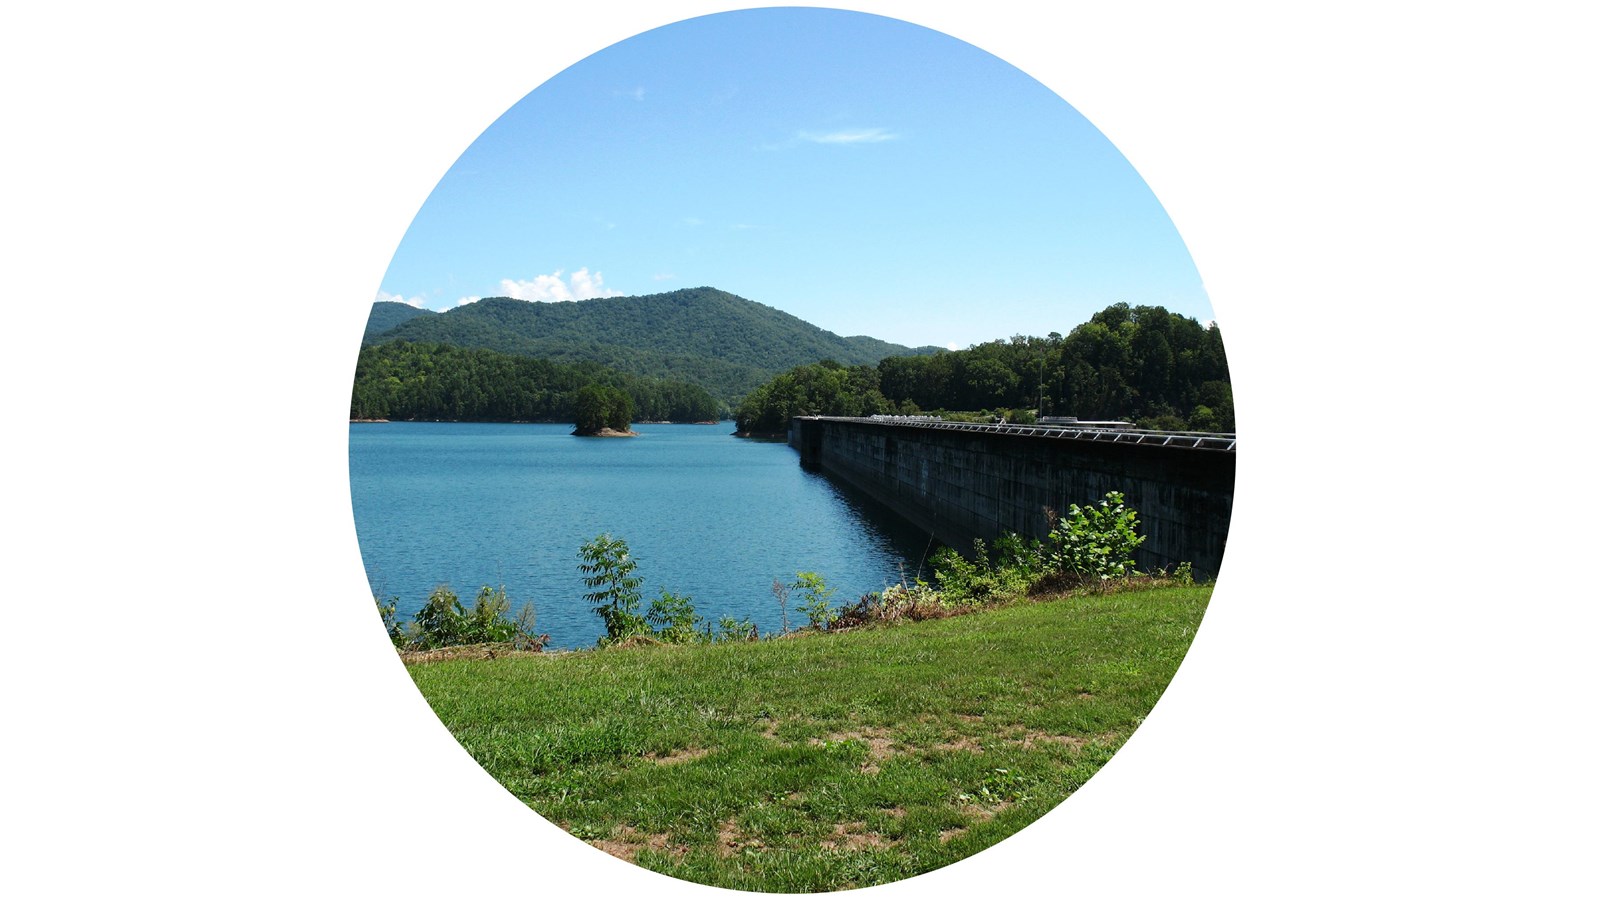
(362, 287, 939, 404)
(363, 301, 435, 341)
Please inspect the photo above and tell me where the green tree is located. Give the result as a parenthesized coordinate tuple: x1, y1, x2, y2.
(605, 385, 634, 431)
(574, 383, 612, 433)
(578, 534, 648, 642)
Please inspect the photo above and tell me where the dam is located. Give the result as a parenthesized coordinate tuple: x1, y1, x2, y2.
(789, 416, 1236, 579)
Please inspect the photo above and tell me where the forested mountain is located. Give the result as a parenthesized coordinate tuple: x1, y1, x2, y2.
(363, 301, 434, 341)
(350, 341, 719, 424)
(361, 287, 939, 404)
(735, 303, 1232, 434)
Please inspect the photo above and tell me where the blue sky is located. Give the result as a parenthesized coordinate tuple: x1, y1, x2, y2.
(377, 7, 1212, 351)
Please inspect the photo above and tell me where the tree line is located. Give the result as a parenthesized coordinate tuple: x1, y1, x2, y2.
(350, 341, 721, 423)
(735, 303, 1232, 433)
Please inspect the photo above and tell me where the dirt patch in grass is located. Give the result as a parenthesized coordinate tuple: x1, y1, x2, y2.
(814, 727, 897, 774)
(1009, 730, 1087, 751)
(647, 746, 711, 765)
(1007, 728, 1123, 752)
(957, 799, 1012, 822)
(821, 821, 896, 851)
(716, 818, 763, 858)
(932, 734, 986, 754)
(591, 824, 684, 862)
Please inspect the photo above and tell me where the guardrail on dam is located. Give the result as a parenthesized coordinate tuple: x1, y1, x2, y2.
(789, 416, 1236, 579)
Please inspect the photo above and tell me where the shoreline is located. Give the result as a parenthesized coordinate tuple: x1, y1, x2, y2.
(351, 418, 726, 426)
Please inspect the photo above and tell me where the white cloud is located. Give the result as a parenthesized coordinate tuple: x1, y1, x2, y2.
(375, 290, 426, 308)
(947, 341, 961, 351)
(652, 273, 675, 282)
(499, 268, 623, 302)
(455, 296, 481, 307)
(799, 127, 898, 144)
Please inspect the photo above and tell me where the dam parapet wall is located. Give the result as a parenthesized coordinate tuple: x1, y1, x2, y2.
(789, 417, 1235, 579)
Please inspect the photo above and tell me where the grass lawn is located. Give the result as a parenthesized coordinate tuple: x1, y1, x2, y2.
(408, 584, 1210, 892)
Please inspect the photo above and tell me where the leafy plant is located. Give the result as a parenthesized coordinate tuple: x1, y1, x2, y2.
(647, 589, 704, 644)
(465, 584, 516, 643)
(713, 616, 758, 642)
(791, 571, 838, 630)
(931, 539, 1030, 607)
(579, 533, 649, 643)
(1174, 561, 1195, 586)
(412, 585, 467, 649)
(384, 583, 545, 651)
(375, 595, 406, 648)
(1044, 491, 1146, 583)
(991, 532, 1046, 579)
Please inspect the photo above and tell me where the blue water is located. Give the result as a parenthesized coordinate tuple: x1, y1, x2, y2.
(349, 422, 931, 648)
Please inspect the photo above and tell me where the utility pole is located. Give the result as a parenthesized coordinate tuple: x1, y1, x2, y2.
(1037, 353, 1045, 416)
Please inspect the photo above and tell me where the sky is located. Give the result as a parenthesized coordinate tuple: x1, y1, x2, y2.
(377, 7, 1213, 351)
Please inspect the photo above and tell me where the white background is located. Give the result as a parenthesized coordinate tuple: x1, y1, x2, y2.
(3, 2, 1594, 896)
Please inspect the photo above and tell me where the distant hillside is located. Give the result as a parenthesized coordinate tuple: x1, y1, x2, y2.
(842, 333, 942, 360)
(350, 341, 719, 424)
(363, 301, 435, 341)
(363, 287, 937, 404)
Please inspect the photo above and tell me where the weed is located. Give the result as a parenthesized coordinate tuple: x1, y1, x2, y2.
(771, 578, 791, 634)
(792, 571, 839, 630)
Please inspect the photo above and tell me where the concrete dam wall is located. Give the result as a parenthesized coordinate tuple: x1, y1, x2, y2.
(789, 417, 1235, 579)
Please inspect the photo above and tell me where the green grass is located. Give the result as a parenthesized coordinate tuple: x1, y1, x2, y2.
(408, 584, 1210, 892)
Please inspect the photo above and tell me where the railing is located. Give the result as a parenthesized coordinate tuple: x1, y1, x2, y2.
(797, 416, 1237, 452)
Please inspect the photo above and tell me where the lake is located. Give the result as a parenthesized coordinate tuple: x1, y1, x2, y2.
(349, 421, 932, 648)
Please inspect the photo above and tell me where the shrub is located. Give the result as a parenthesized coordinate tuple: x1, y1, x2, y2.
(1044, 491, 1146, 583)
(1174, 561, 1195, 586)
(464, 584, 515, 643)
(931, 539, 1030, 607)
(713, 616, 758, 642)
(991, 532, 1046, 579)
(792, 571, 838, 630)
(647, 589, 703, 644)
(579, 533, 649, 644)
(386, 584, 546, 651)
(412, 585, 467, 649)
(880, 581, 956, 620)
(375, 595, 406, 648)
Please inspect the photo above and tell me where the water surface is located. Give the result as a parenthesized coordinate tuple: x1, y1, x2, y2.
(349, 422, 930, 648)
